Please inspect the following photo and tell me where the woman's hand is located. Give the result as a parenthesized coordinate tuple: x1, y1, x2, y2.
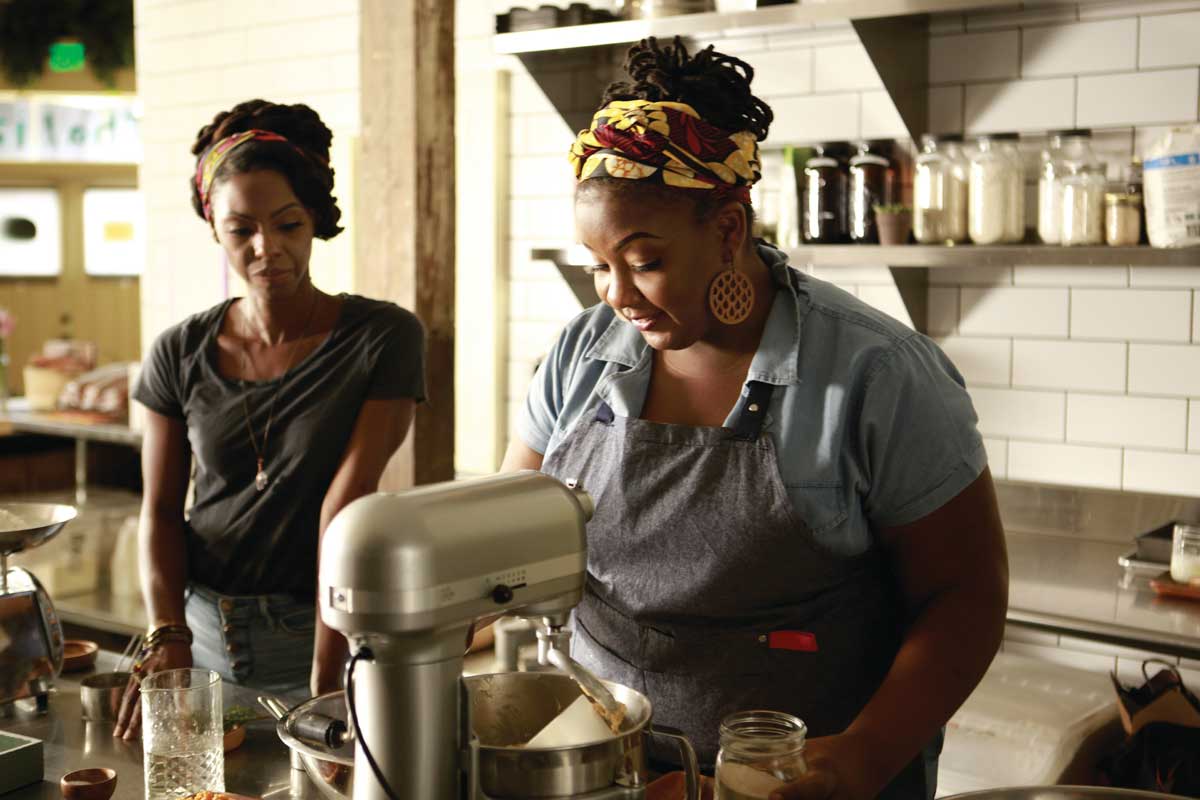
(768, 734, 879, 800)
(113, 641, 193, 741)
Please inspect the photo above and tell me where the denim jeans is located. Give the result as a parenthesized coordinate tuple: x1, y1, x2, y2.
(185, 584, 315, 699)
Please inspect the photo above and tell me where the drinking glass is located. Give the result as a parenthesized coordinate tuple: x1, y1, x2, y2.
(141, 668, 225, 800)
(1170, 523, 1200, 584)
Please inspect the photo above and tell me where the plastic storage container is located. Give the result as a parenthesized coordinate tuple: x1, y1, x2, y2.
(1038, 130, 1099, 245)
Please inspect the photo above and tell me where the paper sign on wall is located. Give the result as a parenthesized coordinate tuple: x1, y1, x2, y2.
(0, 188, 62, 276)
(0, 100, 139, 163)
(83, 188, 144, 276)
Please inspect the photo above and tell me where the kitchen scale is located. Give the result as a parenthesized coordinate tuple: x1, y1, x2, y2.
(0, 502, 76, 713)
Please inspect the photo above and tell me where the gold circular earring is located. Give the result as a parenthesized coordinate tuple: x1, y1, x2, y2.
(708, 257, 755, 325)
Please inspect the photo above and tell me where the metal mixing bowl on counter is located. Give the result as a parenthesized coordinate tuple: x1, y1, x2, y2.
(277, 672, 699, 799)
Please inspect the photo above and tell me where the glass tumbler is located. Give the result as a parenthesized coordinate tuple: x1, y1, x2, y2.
(1170, 523, 1200, 584)
(141, 669, 225, 800)
(715, 710, 807, 799)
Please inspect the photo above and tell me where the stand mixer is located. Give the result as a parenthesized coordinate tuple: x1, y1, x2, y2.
(0, 503, 75, 712)
(316, 471, 697, 800)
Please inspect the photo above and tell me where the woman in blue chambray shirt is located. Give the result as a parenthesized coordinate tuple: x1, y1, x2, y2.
(502, 39, 1007, 800)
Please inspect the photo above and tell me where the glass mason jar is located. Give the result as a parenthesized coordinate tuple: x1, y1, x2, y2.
(1105, 191, 1142, 247)
(914, 134, 968, 244)
(968, 135, 1012, 245)
(1038, 129, 1098, 244)
(803, 142, 850, 244)
(849, 141, 891, 244)
(1171, 523, 1200, 584)
(994, 133, 1025, 243)
(715, 711, 807, 800)
(1060, 164, 1107, 246)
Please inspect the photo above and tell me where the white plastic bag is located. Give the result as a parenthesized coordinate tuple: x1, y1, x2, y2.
(1143, 125, 1200, 248)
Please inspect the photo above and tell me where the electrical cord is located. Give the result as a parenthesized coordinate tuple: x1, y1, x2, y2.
(345, 649, 402, 800)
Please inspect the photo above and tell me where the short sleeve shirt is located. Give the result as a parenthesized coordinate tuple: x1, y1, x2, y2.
(134, 294, 425, 595)
(518, 244, 987, 556)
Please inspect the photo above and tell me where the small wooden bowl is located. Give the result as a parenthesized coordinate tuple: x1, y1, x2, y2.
(60, 768, 117, 800)
(223, 725, 246, 753)
(62, 640, 100, 673)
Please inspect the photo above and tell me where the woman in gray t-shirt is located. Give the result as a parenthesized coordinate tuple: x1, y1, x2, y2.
(114, 100, 425, 739)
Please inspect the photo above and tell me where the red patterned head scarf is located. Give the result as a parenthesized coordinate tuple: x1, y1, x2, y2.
(194, 129, 291, 221)
(569, 99, 761, 203)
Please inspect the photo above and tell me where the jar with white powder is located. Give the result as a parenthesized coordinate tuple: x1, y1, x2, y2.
(1038, 130, 1099, 245)
(968, 135, 1012, 245)
(995, 133, 1026, 242)
(915, 134, 968, 244)
(1060, 164, 1107, 246)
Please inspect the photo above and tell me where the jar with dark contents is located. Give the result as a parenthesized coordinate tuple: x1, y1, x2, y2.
(802, 142, 850, 243)
(849, 141, 893, 244)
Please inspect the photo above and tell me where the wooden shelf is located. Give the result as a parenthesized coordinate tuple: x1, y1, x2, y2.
(494, 0, 1013, 54)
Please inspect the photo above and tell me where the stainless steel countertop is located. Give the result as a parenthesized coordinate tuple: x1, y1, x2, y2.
(1006, 531, 1200, 657)
(0, 652, 319, 800)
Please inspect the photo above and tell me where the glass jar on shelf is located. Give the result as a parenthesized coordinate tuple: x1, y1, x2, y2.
(849, 140, 892, 244)
(715, 711, 808, 800)
(914, 134, 968, 244)
(1038, 129, 1098, 245)
(1060, 163, 1107, 247)
(803, 142, 850, 244)
(1105, 190, 1143, 247)
(994, 133, 1025, 243)
(968, 135, 1013, 245)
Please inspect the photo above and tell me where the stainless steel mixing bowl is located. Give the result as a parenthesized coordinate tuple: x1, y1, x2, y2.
(278, 673, 699, 800)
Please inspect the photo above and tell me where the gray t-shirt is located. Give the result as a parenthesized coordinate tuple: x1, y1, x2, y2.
(134, 294, 425, 596)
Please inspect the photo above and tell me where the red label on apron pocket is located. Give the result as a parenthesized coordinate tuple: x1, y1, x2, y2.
(768, 631, 819, 652)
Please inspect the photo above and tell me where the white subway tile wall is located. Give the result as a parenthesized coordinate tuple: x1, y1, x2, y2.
(938, 337, 1012, 386)
(1008, 440, 1123, 489)
(1066, 394, 1188, 450)
(1011, 340, 1127, 393)
(1077, 69, 1200, 127)
(971, 387, 1066, 440)
(963, 78, 1077, 133)
(1191, 401, 1200, 451)
(1124, 450, 1200, 495)
(1139, 10, 1200, 69)
(929, 31, 1021, 83)
(960, 288, 1069, 337)
(1070, 288, 1193, 342)
(1021, 19, 1138, 77)
(1129, 344, 1200, 396)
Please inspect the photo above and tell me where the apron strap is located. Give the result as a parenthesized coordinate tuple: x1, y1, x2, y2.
(728, 381, 775, 441)
(593, 382, 775, 440)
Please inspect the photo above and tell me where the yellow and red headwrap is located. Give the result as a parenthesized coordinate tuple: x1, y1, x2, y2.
(569, 99, 761, 203)
(194, 129, 290, 221)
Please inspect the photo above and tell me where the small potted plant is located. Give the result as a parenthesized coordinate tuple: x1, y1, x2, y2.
(873, 203, 913, 246)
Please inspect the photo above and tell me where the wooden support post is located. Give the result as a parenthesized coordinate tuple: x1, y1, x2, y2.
(357, 0, 456, 488)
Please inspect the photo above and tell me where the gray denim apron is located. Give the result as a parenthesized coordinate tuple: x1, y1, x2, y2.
(542, 381, 935, 799)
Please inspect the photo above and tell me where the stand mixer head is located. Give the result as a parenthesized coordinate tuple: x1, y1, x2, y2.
(319, 471, 594, 800)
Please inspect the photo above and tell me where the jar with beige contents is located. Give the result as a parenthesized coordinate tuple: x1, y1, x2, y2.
(715, 711, 808, 799)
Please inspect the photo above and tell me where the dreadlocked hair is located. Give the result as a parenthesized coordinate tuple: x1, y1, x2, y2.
(580, 37, 772, 238)
(601, 36, 773, 143)
(190, 99, 344, 239)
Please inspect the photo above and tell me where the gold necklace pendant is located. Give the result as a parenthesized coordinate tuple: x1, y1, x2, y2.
(255, 458, 268, 492)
